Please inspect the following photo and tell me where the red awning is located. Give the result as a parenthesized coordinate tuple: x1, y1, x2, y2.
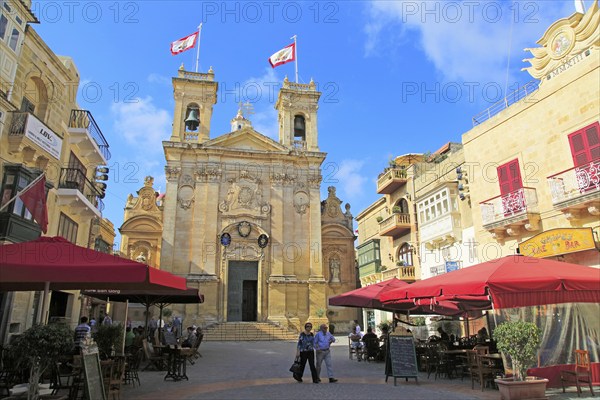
(328, 278, 409, 309)
(381, 255, 600, 309)
(0, 236, 187, 291)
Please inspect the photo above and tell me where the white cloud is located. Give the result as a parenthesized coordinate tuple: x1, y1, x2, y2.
(365, 1, 577, 84)
(241, 68, 281, 139)
(110, 96, 171, 154)
(333, 159, 369, 199)
(147, 73, 172, 86)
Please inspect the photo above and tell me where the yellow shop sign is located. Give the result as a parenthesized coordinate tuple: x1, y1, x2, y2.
(519, 228, 597, 258)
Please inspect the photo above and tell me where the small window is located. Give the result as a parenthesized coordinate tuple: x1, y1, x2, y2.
(0, 15, 7, 40)
(58, 213, 78, 243)
(3, 2, 11, 12)
(15, 16, 22, 25)
(9, 28, 19, 51)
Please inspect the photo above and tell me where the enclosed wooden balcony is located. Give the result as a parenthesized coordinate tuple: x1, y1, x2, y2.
(377, 167, 408, 194)
(547, 160, 600, 219)
(379, 213, 411, 237)
(480, 187, 541, 239)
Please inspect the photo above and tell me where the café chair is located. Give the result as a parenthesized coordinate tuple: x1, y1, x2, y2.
(467, 350, 494, 391)
(560, 349, 595, 397)
(142, 339, 166, 371)
(123, 348, 143, 387)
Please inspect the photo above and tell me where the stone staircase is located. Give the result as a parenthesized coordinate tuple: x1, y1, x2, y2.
(203, 322, 298, 341)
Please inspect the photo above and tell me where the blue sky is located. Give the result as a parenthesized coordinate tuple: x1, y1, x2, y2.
(33, 0, 582, 248)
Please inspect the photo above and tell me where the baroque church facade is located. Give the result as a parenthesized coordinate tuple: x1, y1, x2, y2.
(120, 67, 357, 331)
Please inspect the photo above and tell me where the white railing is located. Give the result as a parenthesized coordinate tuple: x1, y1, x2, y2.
(379, 213, 410, 231)
(480, 187, 539, 226)
(547, 159, 600, 204)
(472, 80, 540, 126)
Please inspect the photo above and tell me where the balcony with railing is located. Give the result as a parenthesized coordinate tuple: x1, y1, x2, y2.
(547, 159, 600, 219)
(379, 213, 411, 237)
(381, 265, 417, 282)
(68, 110, 111, 164)
(480, 187, 540, 239)
(377, 167, 408, 194)
(56, 168, 104, 217)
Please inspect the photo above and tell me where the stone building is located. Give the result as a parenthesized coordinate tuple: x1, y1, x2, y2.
(120, 70, 357, 331)
(0, 0, 114, 343)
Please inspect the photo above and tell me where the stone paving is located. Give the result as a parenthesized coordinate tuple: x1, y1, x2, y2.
(122, 338, 596, 400)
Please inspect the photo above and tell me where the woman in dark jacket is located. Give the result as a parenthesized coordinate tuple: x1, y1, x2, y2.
(294, 322, 320, 383)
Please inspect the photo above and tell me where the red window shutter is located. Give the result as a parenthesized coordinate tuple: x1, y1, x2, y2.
(497, 159, 522, 195)
(585, 123, 599, 160)
(569, 122, 600, 166)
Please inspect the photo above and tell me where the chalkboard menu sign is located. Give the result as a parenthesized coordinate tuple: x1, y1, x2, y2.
(385, 335, 418, 385)
(82, 349, 106, 400)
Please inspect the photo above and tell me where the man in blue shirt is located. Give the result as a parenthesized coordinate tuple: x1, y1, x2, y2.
(314, 324, 338, 383)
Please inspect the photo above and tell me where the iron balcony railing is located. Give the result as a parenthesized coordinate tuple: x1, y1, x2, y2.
(472, 80, 540, 126)
(58, 167, 104, 212)
(69, 110, 111, 160)
(480, 187, 539, 226)
(547, 159, 600, 204)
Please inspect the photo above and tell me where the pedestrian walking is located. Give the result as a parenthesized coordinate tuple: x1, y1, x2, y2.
(293, 322, 320, 383)
(314, 323, 338, 383)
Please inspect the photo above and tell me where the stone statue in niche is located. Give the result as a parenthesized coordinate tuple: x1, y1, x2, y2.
(330, 258, 340, 283)
(136, 253, 147, 263)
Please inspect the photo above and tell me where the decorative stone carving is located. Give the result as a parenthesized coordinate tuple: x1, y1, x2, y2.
(588, 206, 600, 216)
(329, 257, 340, 283)
(218, 172, 271, 216)
(307, 174, 322, 189)
(165, 166, 181, 181)
(523, 2, 599, 80)
(177, 185, 195, 209)
(271, 172, 297, 186)
(293, 191, 309, 214)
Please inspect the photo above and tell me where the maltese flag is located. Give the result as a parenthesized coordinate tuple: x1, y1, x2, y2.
(171, 32, 199, 55)
(268, 43, 295, 68)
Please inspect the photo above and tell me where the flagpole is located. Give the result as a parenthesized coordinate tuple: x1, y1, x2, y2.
(291, 34, 298, 83)
(0, 173, 45, 212)
(196, 23, 203, 73)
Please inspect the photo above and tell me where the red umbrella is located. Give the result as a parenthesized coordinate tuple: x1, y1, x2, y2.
(328, 278, 409, 309)
(0, 236, 187, 291)
(380, 255, 600, 309)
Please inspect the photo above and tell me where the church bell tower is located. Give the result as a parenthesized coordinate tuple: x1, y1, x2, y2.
(275, 77, 321, 151)
(170, 65, 218, 143)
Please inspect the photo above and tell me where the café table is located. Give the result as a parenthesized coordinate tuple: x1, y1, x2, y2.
(164, 346, 189, 382)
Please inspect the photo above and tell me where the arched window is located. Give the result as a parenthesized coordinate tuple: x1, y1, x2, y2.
(398, 198, 409, 214)
(398, 243, 413, 266)
(293, 115, 305, 141)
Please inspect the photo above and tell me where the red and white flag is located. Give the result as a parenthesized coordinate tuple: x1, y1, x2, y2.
(268, 43, 295, 68)
(171, 32, 199, 55)
(19, 175, 48, 233)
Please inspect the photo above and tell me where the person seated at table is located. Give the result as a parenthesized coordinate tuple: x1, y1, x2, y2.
(362, 327, 380, 360)
(437, 327, 450, 342)
(124, 327, 136, 349)
(349, 329, 363, 361)
(181, 326, 197, 348)
(477, 327, 489, 343)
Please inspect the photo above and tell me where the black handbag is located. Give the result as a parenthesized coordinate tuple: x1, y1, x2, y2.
(289, 357, 302, 374)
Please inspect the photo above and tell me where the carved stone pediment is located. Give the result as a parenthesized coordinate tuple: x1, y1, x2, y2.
(219, 171, 271, 216)
(523, 2, 599, 81)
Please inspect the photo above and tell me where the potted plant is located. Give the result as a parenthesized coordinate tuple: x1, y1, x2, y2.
(392, 206, 401, 214)
(93, 323, 123, 359)
(376, 216, 383, 223)
(9, 323, 73, 400)
(396, 260, 406, 267)
(493, 320, 548, 400)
